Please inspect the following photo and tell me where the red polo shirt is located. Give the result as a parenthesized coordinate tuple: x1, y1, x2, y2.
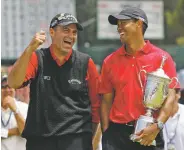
(99, 41, 179, 124)
(24, 47, 100, 123)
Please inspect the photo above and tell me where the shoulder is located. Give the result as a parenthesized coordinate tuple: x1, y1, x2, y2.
(74, 50, 91, 65)
(75, 50, 90, 59)
(35, 47, 50, 56)
(149, 43, 172, 59)
(103, 47, 121, 64)
(35, 48, 51, 66)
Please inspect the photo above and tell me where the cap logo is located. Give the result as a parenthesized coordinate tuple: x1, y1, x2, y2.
(58, 13, 67, 20)
(58, 13, 77, 22)
(51, 13, 79, 28)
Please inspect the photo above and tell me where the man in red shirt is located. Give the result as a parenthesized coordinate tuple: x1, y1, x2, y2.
(99, 7, 178, 150)
(8, 13, 100, 150)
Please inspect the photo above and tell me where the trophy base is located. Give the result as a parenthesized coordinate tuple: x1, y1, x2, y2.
(130, 115, 156, 146)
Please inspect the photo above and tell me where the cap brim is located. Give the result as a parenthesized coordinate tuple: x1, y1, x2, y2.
(58, 21, 83, 31)
(108, 14, 132, 25)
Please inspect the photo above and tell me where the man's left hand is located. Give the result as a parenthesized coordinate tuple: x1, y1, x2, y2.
(135, 123, 160, 146)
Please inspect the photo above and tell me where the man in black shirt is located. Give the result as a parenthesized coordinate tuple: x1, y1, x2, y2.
(8, 13, 100, 150)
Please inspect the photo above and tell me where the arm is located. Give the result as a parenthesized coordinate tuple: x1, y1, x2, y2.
(8, 46, 36, 89)
(87, 58, 100, 136)
(100, 93, 113, 132)
(157, 55, 179, 123)
(8, 128, 20, 136)
(136, 55, 178, 146)
(157, 89, 176, 123)
(8, 31, 46, 89)
(14, 111, 26, 134)
(1, 128, 19, 138)
(135, 89, 176, 146)
(92, 123, 102, 150)
(98, 60, 114, 132)
(92, 123, 99, 136)
(3, 96, 27, 134)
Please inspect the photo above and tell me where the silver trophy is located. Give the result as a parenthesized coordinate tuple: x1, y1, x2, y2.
(130, 56, 178, 146)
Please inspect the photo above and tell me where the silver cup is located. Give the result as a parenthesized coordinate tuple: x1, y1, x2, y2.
(130, 56, 178, 146)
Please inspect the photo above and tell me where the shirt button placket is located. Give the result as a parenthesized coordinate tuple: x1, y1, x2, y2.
(132, 56, 135, 67)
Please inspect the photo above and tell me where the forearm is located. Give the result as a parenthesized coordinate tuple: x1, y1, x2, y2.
(157, 89, 176, 123)
(100, 99, 112, 132)
(14, 113, 26, 134)
(8, 128, 20, 136)
(8, 46, 34, 89)
(92, 123, 101, 150)
(92, 122, 99, 136)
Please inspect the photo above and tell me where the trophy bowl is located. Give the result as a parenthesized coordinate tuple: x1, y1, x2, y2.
(143, 73, 170, 111)
(130, 56, 178, 146)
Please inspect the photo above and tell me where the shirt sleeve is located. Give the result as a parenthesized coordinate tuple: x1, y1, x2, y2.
(87, 58, 100, 123)
(24, 52, 38, 83)
(164, 55, 180, 89)
(98, 60, 113, 94)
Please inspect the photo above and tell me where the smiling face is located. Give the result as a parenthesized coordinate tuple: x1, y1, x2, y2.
(50, 23, 77, 54)
(117, 19, 141, 44)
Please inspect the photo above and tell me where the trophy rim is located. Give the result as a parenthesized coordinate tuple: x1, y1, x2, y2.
(147, 73, 171, 81)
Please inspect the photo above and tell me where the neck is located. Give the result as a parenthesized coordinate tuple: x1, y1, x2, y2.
(125, 37, 145, 55)
(170, 103, 179, 117)
(51, 44, 68, 61)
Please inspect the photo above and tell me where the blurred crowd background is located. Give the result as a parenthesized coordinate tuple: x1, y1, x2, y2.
(1, 0, 184, 104)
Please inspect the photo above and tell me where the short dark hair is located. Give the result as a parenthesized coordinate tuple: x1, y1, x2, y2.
(142, 22, 148, 35)
(133, 19, 147, 35)
(175, 88, 181, 94)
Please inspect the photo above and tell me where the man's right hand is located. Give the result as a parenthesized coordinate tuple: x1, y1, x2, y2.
(2, 96, 17, 112)
(29, 30, 46, 51)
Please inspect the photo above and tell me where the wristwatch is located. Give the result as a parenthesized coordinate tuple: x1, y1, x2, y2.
(155, 120, 164, 130)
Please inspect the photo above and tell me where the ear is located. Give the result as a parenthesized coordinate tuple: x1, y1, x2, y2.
(136, 20, 143, 28)
(176, 92, 181, 101)
(49, 28, 55, 38)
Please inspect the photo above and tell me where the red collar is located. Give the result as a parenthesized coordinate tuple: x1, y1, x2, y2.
(119, 40, 151, 55)
(50, 46, 72, 66)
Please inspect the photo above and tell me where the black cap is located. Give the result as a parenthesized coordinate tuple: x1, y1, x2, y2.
(50, 13, 83, 31)
(108, 7, 148, 27)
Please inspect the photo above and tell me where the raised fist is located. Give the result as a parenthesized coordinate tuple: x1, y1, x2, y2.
(29, 30, 46, 50)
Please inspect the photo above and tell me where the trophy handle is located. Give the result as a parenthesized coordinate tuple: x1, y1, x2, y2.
(139, 69, 147, 92)
(169, 77, 179, 88)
